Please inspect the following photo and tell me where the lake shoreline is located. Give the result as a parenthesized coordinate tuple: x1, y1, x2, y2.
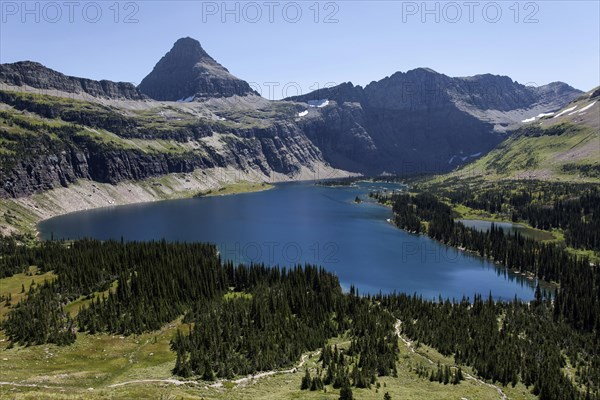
(378, 201, 553, 294)
(1, 164, 354, 238)
(34, 180, 538, 300)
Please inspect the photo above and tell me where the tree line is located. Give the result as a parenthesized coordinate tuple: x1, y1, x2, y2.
(371, 186, 599, 399)
(379, 292, 599, 400)
(372, 191, 600, 333)
(418, 180, 600, 251)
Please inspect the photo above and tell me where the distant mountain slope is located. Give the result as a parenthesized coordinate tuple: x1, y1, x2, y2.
(138, 37, 258, 101)
(447, 87, 599, 182)
(288, 69, 582, 175)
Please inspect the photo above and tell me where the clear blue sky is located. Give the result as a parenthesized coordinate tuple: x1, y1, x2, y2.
(1, 1, 598, 99)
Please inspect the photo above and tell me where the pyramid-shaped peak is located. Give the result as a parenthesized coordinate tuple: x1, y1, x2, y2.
(170, 37, 210, 58)
(138, 37, 256, 101)
(174, 36, 202, 47)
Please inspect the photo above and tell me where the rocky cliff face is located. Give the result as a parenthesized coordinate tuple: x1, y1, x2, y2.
(296, 102, 379, 173)
(0, 134, 214, 198)
(0, 133, 327, 199)
(138, 37, 258, 101)
(0, 61, 145, 100)
(0, 103, 327, 198)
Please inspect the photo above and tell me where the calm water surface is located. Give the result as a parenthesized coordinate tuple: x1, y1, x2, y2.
(39, 182, 536, 300)
(458, 219, 555, 241)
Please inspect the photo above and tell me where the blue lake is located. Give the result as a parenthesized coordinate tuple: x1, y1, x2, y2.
(39, 181, 536, 301)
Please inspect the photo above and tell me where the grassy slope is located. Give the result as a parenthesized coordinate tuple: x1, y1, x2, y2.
(0, 103, 205, 156)
(0, 199, 40, 237)
(195, 181, 273, 197)
(63, 281, 118, 317)
(449, 90, 599, 183)
(0, 324, 535, 399)
(0, 267, 56, 319)
(456, 123, 598, 182)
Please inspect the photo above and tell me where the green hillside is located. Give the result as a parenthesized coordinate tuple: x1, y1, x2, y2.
(450, 88, 599, 183)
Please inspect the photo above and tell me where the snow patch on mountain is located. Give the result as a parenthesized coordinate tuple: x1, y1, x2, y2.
(554, 106, 577, 118)
(577, 101, 596, 113)
(522, 112, 555, 123)
(537, 112, 554, 118)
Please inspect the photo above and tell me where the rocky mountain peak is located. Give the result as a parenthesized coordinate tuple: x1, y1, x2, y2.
(406, 67, 440, 75)
(138, 37, 257, 101)
(165, 37, 213, 67)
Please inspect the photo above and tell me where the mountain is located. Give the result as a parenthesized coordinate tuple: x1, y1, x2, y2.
(0, 89, 340, 199)
(0, 37, 586, 214)
(138, 37, 258, 101)
(287, 69, 583, 174)
(446, 87, 599, 182)
(0, 61, 145, 100)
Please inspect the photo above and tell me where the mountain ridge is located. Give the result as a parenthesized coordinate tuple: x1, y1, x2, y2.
(0, 61, 146, 100)
(287, 68, 582, 173)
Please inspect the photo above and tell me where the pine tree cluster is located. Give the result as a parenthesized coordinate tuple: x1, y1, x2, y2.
(377, 191, 600, 333)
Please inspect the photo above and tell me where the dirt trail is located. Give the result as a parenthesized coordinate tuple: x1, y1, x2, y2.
(108, 379, 199, 388)
(394, 320, 507, 400)
(0, 382, 64, 389)
(108, 350, 319, 389)
(1, 336, 319, 392)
